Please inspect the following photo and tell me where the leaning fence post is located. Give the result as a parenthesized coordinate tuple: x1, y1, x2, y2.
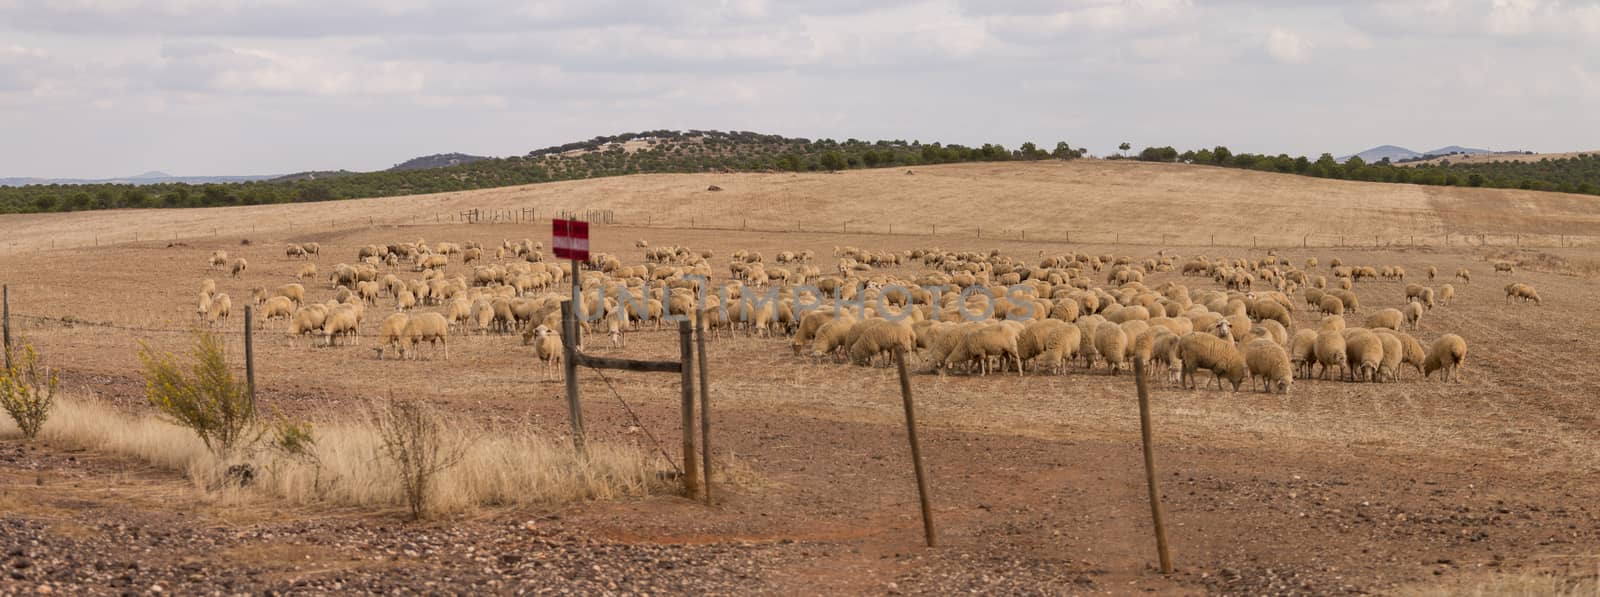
(894, 347, 936, 547)
(678, 320, 700, 497)
(1132, 358, 1173, 573)
(695, 315, 713, 506)
(243, 305, 256, 409)
(560, 302, 587, 456)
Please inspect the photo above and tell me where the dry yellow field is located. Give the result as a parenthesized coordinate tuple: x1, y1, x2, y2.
(2, 161, 1599, 594)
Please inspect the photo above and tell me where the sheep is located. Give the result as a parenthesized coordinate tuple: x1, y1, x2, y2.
(848, 319, 917, 367)
(206, 293, 232, 326)
(200, 278, 217, 297)
(1427, 265, 1437, 280)
(1093, 321, 1130, 375)
(809, 319, 856, 362)
(1439, 284, 1455, 306)
(1288, 329, 1318, 379)
(1505, 283, 1542, 305)
(302, 242, 320, 257)
(1329, 289, 1360, 313)
(1364, 308, 1403, 331)
(1020, 320, 1081, 374)
(296, 263, 318, 279)
(1249, 299, 1292, 331)
(1401, 302, 1423, 330)
(378, 313, 409, 359)
(274, 283, 306, 305)
(1318, 295, 1345, 316)
(1423, 334, 1467, 382)
(1177, 332, 1246, 392)
(1343, 330, 1382, 383)
(529, 324, 563, 380)
(1456, 268, 1471, 284)
(230, 257, 248, 278)
(396, 289, 417, 311)
(320, 306, 360, 347)
(1380, 329, 1427, 379)
(286, 244, 308, 259)
(1313, 331, 1348, 381)
(400, 312, 450, 360)
(1493, 261, 1514, 274)
(196, 292, 213, 322)
(1244, 338, 1293, 394)
(944, 324, 1023, 376)
(1149, 330, 1183, 385)
(209, 250, 228, 269)
(289, 304, 329, 342)
(260, 296, 295, 327)
(1373, 331, 1404, 382)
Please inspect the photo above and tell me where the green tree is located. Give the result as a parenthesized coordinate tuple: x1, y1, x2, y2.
(1212, 146, 1233, 165)
(818, 151, 846, 171)
(1118, 142, 1131, 156)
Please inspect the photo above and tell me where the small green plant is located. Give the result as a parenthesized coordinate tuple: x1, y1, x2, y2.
(137, 332, 255, 456)
(370, 396, 463, 520)
(0, 343, 58, 439)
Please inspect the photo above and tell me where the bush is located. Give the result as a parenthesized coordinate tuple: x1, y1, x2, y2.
(137, 332, 256, 456)
(370, 396, 464, 520)
(0, 343, 58, 439)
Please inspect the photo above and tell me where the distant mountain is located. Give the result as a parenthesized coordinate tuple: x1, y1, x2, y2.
(0, 173, 281, 187)
(389, 153, 490, 171)
(1338, 145, 1422, 163)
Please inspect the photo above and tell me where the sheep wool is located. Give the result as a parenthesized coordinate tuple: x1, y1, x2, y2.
(1244, 338, 1293, 394)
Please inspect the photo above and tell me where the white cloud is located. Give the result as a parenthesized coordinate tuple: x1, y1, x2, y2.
(1265, 28, 1311, 64)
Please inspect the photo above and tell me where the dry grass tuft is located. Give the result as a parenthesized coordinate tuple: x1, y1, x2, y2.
(1, 394, 672, 515)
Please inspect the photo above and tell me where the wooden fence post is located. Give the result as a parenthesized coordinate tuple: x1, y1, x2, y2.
(243, 305, 256, 409)
(894, 347, 936, 547)
(695, 316, 713, 506)
(1132, 359, 1173, 573)
(678, 320, 700, 497)
(560, 301, 587, 456)
(2, 284, 10, 369)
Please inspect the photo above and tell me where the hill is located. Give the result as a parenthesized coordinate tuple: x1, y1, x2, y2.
(1339, 145, 1421, 163)
(389, 153, 491, 171)
(5, 160, 1600, 256)
(1400, 150, 1596, 167)
(0, 173, 280, 187)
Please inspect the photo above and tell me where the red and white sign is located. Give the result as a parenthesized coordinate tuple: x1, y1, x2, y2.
(552, 218, 590, 260)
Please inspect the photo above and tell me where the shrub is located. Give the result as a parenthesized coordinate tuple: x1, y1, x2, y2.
(370, 396, 464, 520)
(0, 343, 58, 439)
(137, 332, 256, 456)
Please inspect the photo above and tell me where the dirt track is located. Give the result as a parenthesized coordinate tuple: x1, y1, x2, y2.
(4, 166, 1600, 594)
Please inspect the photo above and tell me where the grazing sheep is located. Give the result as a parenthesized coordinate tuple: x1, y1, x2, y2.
(1093, 322, 1129, 375)
(230, 257, 248, 278)
(809, 319, 856, 362)
(1423, 334, 1467, 382)
(274, 283, 306, 305)
(1372, 332, 1404, 382)
(1402, 302, 1423, 330)
(320, 306, 360, 347)
(1316, 315, 1346, 334)
(1020, 320, 1081, 374)
(302, 242, 320, 257)
(286, 244, 307, 259)
(1244, 338, 1293, 394)
(206, 293, 232, 326)
(378, 313, 409, 359)
(200, 279, 217, 297)
(196, 292, 213, 322)
(1456, 268, 1471, 284)
(1313, 331, 1348, 381)
(1439, 284, 1455, 306)
(848, 319, 917, 367)
(1288, 329, 1318, 379)
(1427, 265, 1437, 280)
(396, 289, 417, 311)
(1329, 289, 1360, 313)
(296, 263, 318, 279)
(1343, 330, 1382, 383)
(400, 313, 450, 360)
(944, 324, 1023, 376)
(1364, 308, 1403, 331)
(529, 324, 563, 380)
(1249, 299, 1292, 331)
(1378, 330, 1427, 379)
(1318, 295, 1345, 316)
(1177, 332, 1246, 392)
(1493, 261, 1514, 274)
(209, 250, 228, 269)
(1505, 283, 1542, 305)
(260, 296, 295, 327)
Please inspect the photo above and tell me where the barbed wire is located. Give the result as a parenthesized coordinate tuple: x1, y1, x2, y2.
(6, 312, 692, 340)
(586, 363, 683, 475)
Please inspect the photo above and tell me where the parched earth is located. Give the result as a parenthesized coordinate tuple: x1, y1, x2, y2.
(3, 218, 1600, 595)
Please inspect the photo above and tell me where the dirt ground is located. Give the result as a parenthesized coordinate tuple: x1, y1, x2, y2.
(4, 167, 1600, 595)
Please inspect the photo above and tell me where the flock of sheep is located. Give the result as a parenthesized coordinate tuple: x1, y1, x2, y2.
(186, 234, 1541, 394)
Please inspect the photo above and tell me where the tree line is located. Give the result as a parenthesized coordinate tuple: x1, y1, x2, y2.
(1121, 145, 1600, 196)
(0, 131, 1087, 214)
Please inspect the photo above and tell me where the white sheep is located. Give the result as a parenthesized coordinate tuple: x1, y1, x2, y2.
(1424, 334, 1467, 382)
(1244, 338, 1293, 394)
(400, 312, 450, 360)
(230, 257, 248, 278)
(378, 313, 409, 359)
(1177, 332, 1246, 392)
(529, 324, 563, 380)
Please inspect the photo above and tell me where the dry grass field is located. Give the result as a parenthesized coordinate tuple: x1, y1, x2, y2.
(1400, 150, 1600, 167)
(3, 161, 1600, 594)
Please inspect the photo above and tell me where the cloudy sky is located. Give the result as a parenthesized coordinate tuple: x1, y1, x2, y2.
(2, 0, 1597, 178)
